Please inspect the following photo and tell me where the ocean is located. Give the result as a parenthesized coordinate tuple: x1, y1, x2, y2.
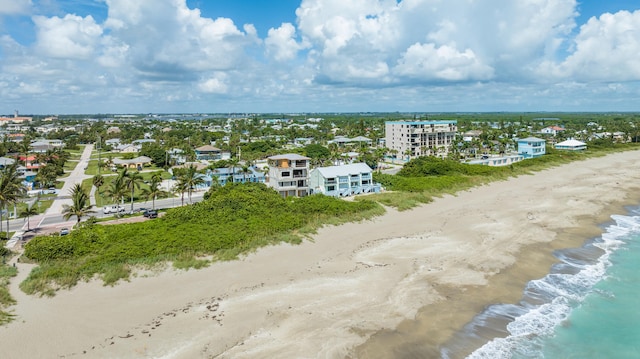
(441, 208, 640, 359)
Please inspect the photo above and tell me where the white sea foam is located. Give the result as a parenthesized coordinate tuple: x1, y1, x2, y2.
(464, 214, 640, 359)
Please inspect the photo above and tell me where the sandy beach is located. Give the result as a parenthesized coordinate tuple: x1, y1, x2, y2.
(4, 150, 640, 359)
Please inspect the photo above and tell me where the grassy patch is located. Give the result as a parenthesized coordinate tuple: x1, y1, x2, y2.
(0, 251, 17, 325)
(360, 191, 434, 211)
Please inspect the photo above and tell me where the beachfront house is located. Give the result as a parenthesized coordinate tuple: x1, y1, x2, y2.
(466, 154, 525, 167)
(267, 154, 310, 198)
(309, 163, 380, 197)
(206, 166, 266, 186)
(517, 137, 546, 158)
(554, 139, 587, 151)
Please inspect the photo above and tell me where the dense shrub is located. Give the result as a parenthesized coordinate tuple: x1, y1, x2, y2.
(22, 183, 383, 294)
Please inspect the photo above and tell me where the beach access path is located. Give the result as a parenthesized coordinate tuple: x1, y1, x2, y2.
(3, 149, 640, 358)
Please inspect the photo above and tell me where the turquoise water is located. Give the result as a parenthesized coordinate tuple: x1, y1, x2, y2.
(537, 222, 640, 359)
(458, 211, 640, 359)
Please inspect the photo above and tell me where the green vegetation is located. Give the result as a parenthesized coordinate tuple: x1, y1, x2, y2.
(61, 184, 95, 227)
(0, 247, 17, 324)
(21, 183, 383, 295)
(370, 143, 639, 210)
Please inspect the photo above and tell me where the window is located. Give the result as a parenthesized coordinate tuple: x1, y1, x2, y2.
(281, 171, 290, 177)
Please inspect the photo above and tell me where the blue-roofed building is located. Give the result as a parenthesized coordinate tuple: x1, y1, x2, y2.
(309, 162, 380, 197)
(517, 137, 546, 158)
(385, 120, 457, 161)
(206, 166, 266, 186)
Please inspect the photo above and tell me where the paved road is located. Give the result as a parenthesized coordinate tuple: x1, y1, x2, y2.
(6, 188, 206, 234)
(46, 144, 94, 215)
(4, 145, 209, 247)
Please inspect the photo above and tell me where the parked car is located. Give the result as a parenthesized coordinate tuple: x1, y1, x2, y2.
(103, 205, 126, 214)
(42, 187, 57, 195)
(60, 228, 70, 236)
(143, 209, 158, 218)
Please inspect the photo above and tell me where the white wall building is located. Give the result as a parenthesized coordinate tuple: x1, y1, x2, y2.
(385, 120, 457, 161)
(267, 154, 310, 198)
(309, 163, 380, 197)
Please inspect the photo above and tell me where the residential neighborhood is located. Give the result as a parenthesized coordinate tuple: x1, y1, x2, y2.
(0, 111, 637, 237)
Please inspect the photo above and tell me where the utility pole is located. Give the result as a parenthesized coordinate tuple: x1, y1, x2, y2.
(97, 134, 101, 175)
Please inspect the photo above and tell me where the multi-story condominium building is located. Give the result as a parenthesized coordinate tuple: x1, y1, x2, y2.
(267, 154, 310, 198)
(309, 163, 381, 197)
(517, 137, 546, 158)
(385, 120, 457, 161)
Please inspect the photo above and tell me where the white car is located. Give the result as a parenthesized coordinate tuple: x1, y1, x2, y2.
(103, 205, 126, 214)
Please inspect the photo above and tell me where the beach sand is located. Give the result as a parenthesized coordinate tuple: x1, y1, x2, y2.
(3, 150, 640, 358)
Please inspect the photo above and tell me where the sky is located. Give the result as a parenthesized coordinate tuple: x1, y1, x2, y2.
(1, 0, 640, 115)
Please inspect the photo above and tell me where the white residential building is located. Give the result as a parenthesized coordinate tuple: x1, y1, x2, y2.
(310, 163, 380, 197)
(385, 120, 457, 161)
(267, 154, 310, 198)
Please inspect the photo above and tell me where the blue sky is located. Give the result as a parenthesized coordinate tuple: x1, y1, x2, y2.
(1, 0, 640, 114)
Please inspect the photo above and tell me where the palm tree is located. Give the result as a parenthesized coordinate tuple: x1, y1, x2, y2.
(124, 170, 144, 213)
(19, 199, 39, 231)
(175, 164, 205, 204)
(142, 171, 165, 210)
(240, 165, 251, 183)
(19, 136, 31, 168)
(227, 158, 239, 184)
(62, 183, 94, 227)
(0, 161, 26, 240)
(92, 174, 104, 190)
(0, 162, 26, 239)
(35, 164, 58, 189)
(185, 163, 205, 202)
(102, 168, 128, 216)
(173, 177, 188, 206)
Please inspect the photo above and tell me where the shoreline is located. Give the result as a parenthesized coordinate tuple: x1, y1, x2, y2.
(4, 150, 640, 358)
(354, 200, 639, 359)
(354, 156, 640, 358)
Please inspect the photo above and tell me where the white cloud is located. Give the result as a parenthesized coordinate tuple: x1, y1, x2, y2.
(394, 43, 494, 81)
(104, 0, 257, 78)
(296, 0, 577, 84)
(265, 22, 307, 61)
(198, 74, 228, 94)
(33, 14, 102, 59)
(1, 0, 640, 113)
(538, 10, 640, 81)
(0, 0, 31, 15)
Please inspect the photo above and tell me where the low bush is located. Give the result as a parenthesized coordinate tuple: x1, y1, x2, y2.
(22, 183, 384, 295)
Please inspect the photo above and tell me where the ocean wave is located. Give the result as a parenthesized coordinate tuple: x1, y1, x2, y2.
(454, 213, 640, 359)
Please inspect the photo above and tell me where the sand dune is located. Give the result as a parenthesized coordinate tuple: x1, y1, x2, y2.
(4, 150, 640, 358)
